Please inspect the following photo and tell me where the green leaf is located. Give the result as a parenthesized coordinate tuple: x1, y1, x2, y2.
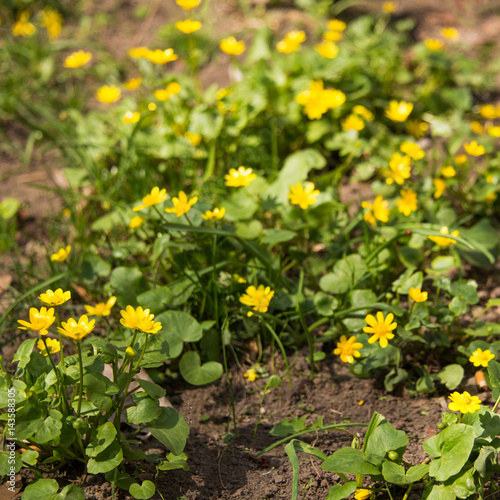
(22, 479, 59, 499)
(155, 310, 203, 343)
(148, 407, 189, 455)
(393, 270, 423, 295)
(80, 253, 112, 282)
(54, 485, 86, 500)
(325, 482, 358, 500)
(382, 462, 429, 485)
(364, 421, 408, 462)
(384, 368, 408, 392)
(13, 339, 36, 368)
(157, 452, 189, 471)
(129, 480, 155, 500)
(0, 198, 20, 219)
(464, 321, 500, 337)
(267, 149, 326, 206)
(21, 449, 39, 466)
(0, 451, 22, 475)
(223, 190, 258, 221)
(87, 441, 123, 474)
(126, 398, 162, 425)
(179, 351, 223, 385)
(423, 423, 474, 481)
(110, 267, 148, 308)
(137, 287, 174, 315)
(270, 416, 308, 437)
(462, 406, 500, 441)
(429, 255, 455, 273)
(320, 255, 367, 294)
(137, 379, 166, 399)
(422, 483, 456, 500)
(313, 292, 339, 316)
(447, 467, 476, 498)
(416, 374, 435, 394)
(84, 373, 119, 413)
(458, 218, 499, 268)
(436, 364, 463, 390)
(322, 447, 381, 475)
(261, 229, 296, 247)
(236, 220, 263, 240)
(487, 360, 500, 388)
(35, 411, 63, 444)
(86, 422, 117, 458)
(474, 446, 498, 479)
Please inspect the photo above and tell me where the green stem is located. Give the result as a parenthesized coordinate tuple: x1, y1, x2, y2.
(492, 393, 500, 413)
(402, 483, 413, 500)
(54, 308, 64, 367)
(76, 342, 84, 418)
(133, 335, 149, 372)
(42, 336, 70, 415)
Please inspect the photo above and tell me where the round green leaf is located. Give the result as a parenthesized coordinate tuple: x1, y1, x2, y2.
(22, 479, 59, 500)
(129, 480, 155, 500)
(179, 351, 223, 385)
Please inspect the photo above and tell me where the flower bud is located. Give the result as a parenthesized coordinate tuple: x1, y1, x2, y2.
(73, 418, 83, 429)
(126, 347, 137, 358)
(388, 451, 399, 461)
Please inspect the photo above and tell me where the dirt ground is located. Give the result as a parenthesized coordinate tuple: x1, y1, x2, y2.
(3, 0, 500, 498)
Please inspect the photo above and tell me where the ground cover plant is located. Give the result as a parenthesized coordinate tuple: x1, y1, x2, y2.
(2, 0, 500, 498)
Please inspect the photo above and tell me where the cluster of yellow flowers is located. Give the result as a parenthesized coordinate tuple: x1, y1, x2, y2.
(295, 80, 346, 120)
(276, 30, 306, 54)
(18, 287, 162, 350)
(11, 8, 63, 39)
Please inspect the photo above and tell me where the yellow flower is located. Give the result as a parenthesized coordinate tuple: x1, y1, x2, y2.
(39, 288, 71, 306)
(454, 154, 467, 165)
(385, 153, 412, 185)
(353, 105, 374, 121)
(133, 187, 168, 211)
(409, 287, 428, 303)
(165, 191, 198, 217)
(175, 19, 202, 34)
(487, 125, 500, 138)
(400, 141, 425, 160)
(328, 19, 346, 32)
(382, 1, 397, 13)
(314, 40, 339, 59)
(126, 347, 137, 358)
(201, 207, 225, 220)
(57, 315, 95, 342)
(323, 30, 343, 42)
(148, 102, 157, 111)
(224, 166, 257, 187)
(433, 178, 446, 199)
(448, 391, 481, 414)
(119, 306, 162, 333)
(128, 47, 149, 58)
(37, 337, 60, 356)
(96, 85, 121, 104)
(64, 50, 93, 68)
(334, 335, 363, 363)
(276, 30, 306, 54)
(220, 37, 246, 56)
(176, 0, 201, 9)
(440, 166, 456, 178)
(406, 119, 429, 138)
(185, 131, 202, 146)
(354, 489, 372, 500)
(362, 196, 389, 227)
(485, 192, 497, 204)
(464, 140, 486, 156)
(146, 48, 178, 64)
(129, 215, 146, 229)
(243, 368, 259, 382)
(154, 82, 181, 101)
(40, 9, 63, 40)
(341, 114, 365, 131)
(395, 188, 417, 216)
(51, 245, 71, 262)
(123, 111, 140, 124)
(216, 88, 230, 100)
(428, 226, 460, 247)
(12, 11, 36, 38)
(84, 297, 117, 317)
(233, 274, 247, 283)
(239, 285, 274, 317)
(424, 39, 443, 51)
(124, 77, 142, 90)
(18, 307, 55, 335)
(385, 100, 413, 122)
(441, 27, 459, 40)
(363, 311, 397, 348)
(288, 182, 320, 209)
(295, 80, 346, 120)
(471, 121, 485, 135)
(479, 104, 497, 120)
(469, 348, 495, 368)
